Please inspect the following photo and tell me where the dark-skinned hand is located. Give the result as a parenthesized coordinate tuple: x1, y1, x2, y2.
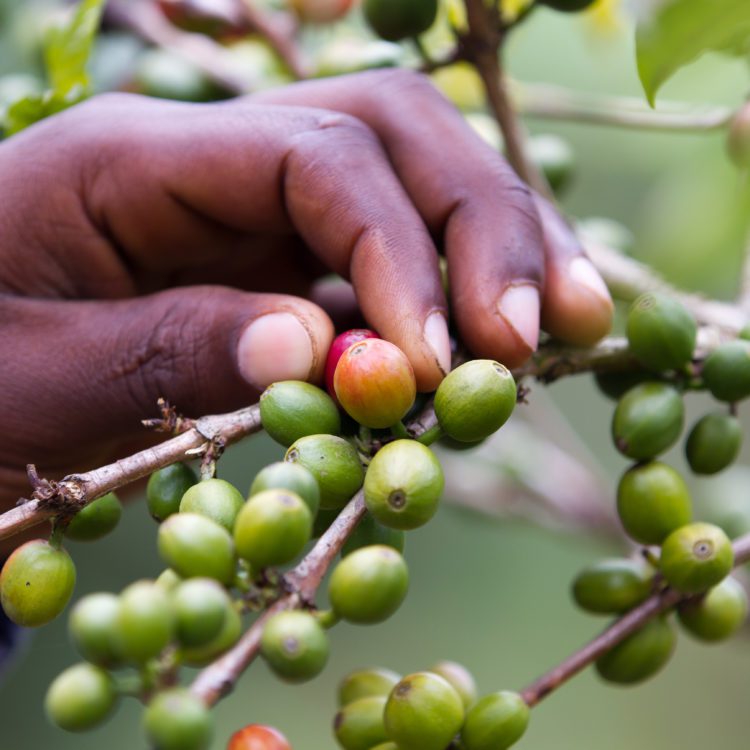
(0, 69, 613, 552)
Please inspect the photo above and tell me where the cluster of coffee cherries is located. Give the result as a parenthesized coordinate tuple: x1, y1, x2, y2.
(575, 292, 750, 684)
(333, 661, 528, 750)
(5, 328, 517, 749)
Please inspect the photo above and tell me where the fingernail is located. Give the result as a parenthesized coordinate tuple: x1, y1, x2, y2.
(568, 257, 612, 304)
(237, 312, 313, 389)
(423, 312, 452, 375)
(497, 285, 540, 351)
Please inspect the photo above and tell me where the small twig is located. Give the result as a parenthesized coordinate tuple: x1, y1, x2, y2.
(737, 227, 750, 317)
(521, 532, 750, 706)
(513, 81, 734, 133)
(191, 491, 367, 704)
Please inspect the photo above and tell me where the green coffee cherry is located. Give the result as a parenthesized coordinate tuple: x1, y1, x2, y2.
(363, 0, 438, 42)
(117, 580, 174, 663)
(702, 341, 750, 402)
(594, 371, 651, 401)
(571, 558, 653, 615)
(260, 380, 341, 447)
(172, 578, 231, 648)
(626, 293, 696, 372)
(612, 382, 684, 460)
(250, 461, 321, 517)
(660, 522, 734, 594)
(527, 134, 574, 194)
(364, 440, 444, 530)
(342, 512, 405, 556)
(678, 576, 748, 642)
(234, 490, 312, 568)
(286, 435, 364, 510)
(595, 617, 676, 685)
(383, 672, 465, 750)
(143, 688, 213, 750)
(685, 413, 742, 475)
(461, 691, 530, 750)
(157, 513, 236, 584)
(338, 667, 401, 706)
(68, 593, 123, 667)
(616, 462, 692, 545)
(147, 463, 198, 521)
(434, 360, 516, 443)
(260, 610, 329, 682)
(428, 661, 478, 710)
(334, 695, 389, 750)
(45, 663, 117, 732)
(329, 545, 408, 624)
(179, 478, 244, 533)
(0, 539, 76, 627)
(64, 493, 122, 541)
(181, 604, 242, 667)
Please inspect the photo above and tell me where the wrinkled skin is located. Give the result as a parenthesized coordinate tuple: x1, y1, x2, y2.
(0, 70, 612, 553)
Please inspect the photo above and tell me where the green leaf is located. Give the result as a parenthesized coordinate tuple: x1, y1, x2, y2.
(4, 90, 83, 136)
(636, 0, 750, 106)
(45, 0, 106, 98)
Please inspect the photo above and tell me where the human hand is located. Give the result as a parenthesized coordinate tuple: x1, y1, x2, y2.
(0, 69, 612, 538)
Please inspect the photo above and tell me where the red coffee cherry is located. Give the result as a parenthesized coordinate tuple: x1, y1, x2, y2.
(334, 339, 416, 429)
(228, 724, 292, 750)
(325, 329, 380, 405)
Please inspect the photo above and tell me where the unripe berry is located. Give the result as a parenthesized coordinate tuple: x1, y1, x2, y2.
(325, 329, 380, 404)
(428, 661, 478, 710)
(0, 539, 76, 627)
(626, 293, 696, 372)
(571, 558, 653, 615)
(64, 492, 122, 541)
(157, 513, 236, 584)
(434, 360, 516, 443)
(364, 440, 444, 530)
(147, 463, 197, 521)
(179, 478, 244, 532)
(461, 691, 529, 750)
(595, 617, 676, 685)
(363, 0, 439, 42)
(334, 339, 416, 428)
(260, 610, 329, 682)
(701, 340, 750, 402)
(383, 672, 465, 750)
(45, 663, 117, 732)
(228, 724, 292, 750)
(181, 604, 242, 666)
(117, 580, 174, 663)
(616, 462, 692, 545)
(660, 522, 734, 594)
(685, 412, 742, 475)
(233, 489, 312, 568)
(250, 461, 321, 518)
(172, 578, 231, 648)
(261, 380, 341, 446)
(334, 695, 389, 750)
(611, 382, 684, 459)
(338, 667, 401, 706)
(286, 434, 364, 510)
(143, 688, 213, 750)
(329, 545, 409, 624)
(678, 576, 748, 642)
(68, 592, 124, 667)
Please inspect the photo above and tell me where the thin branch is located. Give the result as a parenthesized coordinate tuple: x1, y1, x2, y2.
(0, 404, 261, 541)
(737, 227, 750, 317)
(521, 532, 750, 707)
(513, 81, 734, 133)
(190, 492, 366, 705)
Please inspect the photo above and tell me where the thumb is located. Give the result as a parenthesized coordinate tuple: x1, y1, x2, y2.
(4, 287, 334, 452)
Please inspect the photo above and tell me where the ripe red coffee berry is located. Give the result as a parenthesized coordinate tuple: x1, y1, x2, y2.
(228, 724, 292, 750)
(334, 339, 416, 428)
(325, 329, 380, 405)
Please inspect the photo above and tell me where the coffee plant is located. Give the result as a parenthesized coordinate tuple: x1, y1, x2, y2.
(1, 0, 750, 748)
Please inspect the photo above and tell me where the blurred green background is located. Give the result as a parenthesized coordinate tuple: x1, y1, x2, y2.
(1, 0, 750, 748)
